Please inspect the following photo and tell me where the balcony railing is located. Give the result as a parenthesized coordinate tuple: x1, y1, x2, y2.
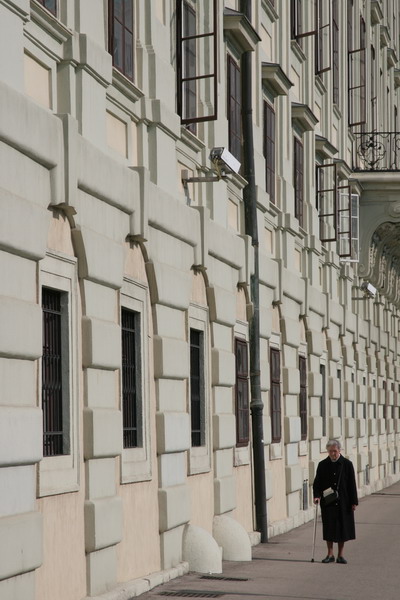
(352, 132, 400, 171)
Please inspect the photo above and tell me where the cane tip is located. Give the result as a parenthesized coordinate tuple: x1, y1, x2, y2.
(311, 558, 314, 562)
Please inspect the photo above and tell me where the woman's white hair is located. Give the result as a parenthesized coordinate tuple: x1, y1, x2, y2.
(326, 438, 341, 451)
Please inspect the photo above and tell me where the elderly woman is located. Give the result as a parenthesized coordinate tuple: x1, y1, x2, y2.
(313, 439, 358, 564)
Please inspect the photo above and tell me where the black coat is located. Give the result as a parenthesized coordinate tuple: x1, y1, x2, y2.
(313, 455, 358, 542)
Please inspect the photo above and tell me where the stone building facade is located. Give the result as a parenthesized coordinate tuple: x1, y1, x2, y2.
(1, 1, 400, 599)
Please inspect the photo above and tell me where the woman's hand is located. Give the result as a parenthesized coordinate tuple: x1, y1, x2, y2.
(314, 498, 320, 504)
(352, 505, 357, 511)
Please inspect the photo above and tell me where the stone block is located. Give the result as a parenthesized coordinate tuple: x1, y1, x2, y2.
(345, 418, 355, 438)
(158, 484, 190, 532)
(327, 338, 341, 362)
(86, 546, 117, 597)
(158, 453, 186, 488)
(207, 285, 236, 327)
(357, 418, 366, 437)
(213, 414, 236, 450)
(147, 262, 192, 310)
(0, 296, 41, 359)
(0, 571, 34, 600)
(379, 448, 387, 465)
(286, 442, 299, 466)
(83, 408, 122, 459)
(160, 525, 184, 570)
(0, 358, 36, 407)
(214, 449, 234, 479)
(154, 305, 186, 339)
(309, 416, 323, 440)
(82, 317, 121, 370)
(0, 511, 42, 580)
(328, 416, 341, 438)
(154, 336, 189, 379)
(0, 252, 36, 302)
(156, 411, 190, 454)
(211, 348, 235, 387)
(82, 280, 117, 321)
(214, 475, 236, 514)
(85, 458, 117, 500)
(282, 367, 300, 395)
(329, 376, 340, 399)
(306, 330, 324, 357)
(284, 416, 301, 443)
(72, 227, 124, 289)
(0, 189, 49, 259)
(182, 524, 222, 572)
(368, 419, 377, 435)
(280, 317, 300, 348)
(84, 496, 123, 553)
(285, 464, 303, 493)
(308, 372, 322, 396)
(0, 406, 42, 466)
(0, 465, 35, 518)
(344, 381, 355, 401)
(157, 379, 187, 412)
(214, 386, 234, 414)
(212, 515, 251, 561)
(287, 490, 300, 517)
(84, 368, 117, 409)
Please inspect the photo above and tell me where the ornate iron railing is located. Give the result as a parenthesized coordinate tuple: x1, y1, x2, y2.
(352, 132, 400, 171)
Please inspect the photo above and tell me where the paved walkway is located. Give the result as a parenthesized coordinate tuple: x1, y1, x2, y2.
(140, 481, 400, 600)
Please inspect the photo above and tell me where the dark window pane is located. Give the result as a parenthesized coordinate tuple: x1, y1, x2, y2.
(109, 0, 134, 80)
(42, 288, 64, 457)
(190, 329, 205, 447)
(37, 0, 57, 16)
(235, 339, 249, 445)
(114, 21, 123, 70)
(270, 348, 281, 442)
(122, 308, 141, 449)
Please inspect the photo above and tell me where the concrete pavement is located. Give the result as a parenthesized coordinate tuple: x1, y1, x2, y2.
(139, 481, 400, 600)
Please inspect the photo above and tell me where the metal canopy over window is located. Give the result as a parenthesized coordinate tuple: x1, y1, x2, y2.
(176, 0, 218, 126)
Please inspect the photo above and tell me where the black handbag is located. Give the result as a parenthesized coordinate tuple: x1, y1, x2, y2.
(322, 465, 342, 506)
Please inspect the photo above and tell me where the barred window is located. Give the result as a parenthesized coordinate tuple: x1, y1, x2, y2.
(190, 328, 205, 447)
(121, 308, 142, 449)
(270, 347, 281, 443)
(235, 338, 249, 446)
(42, 288, 68, 457)
(299, 356, 307, 440)
(332, 0, 339, 103)
(294, 137, 304, 227)
(108, 0, 134, 81)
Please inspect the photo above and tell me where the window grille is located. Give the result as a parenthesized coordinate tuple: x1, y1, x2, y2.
(320, 364, 326, 437)
(294, 138, 304, 227)
(121, 308, 142, 448)
(270, 347, 281, 443)
(227, 56, 242, 163)
(299, 356, 307, 440)
(264, 101, 276, 204)
(36, 0, 57, 16)
(42, 288, 66, 457)
(190, 329, 205, 447)
(176, 0, 218, 126)
(235, 338, 249, 446)
(108, 0, 134, 81)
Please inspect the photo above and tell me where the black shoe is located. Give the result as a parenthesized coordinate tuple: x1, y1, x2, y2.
(336, 556, 347, 564)
(321, 555, 335, 563)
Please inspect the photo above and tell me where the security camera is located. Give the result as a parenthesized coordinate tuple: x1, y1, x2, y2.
(360, 281, 377, 298)
(209, 147, 241, 175)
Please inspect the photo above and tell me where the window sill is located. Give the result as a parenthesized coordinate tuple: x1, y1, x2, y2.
(30, 2, 72, 47)
(261, 0, 279, 23)
(180, 127, 205, 153)
(111, 69, 144, 105)
(290, 40, 306, 64)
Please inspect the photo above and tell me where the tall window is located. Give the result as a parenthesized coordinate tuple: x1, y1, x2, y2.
(176, 0, 218, 126)
(320, 364, 326, 436)
(270, 347, 281, 442)
(264, 101, 276, 204)
(337, 368, 342, 418)
(332, 0, 339, 103)
(121, 308, 142, 449)
(42, 288, 68, 457)
(348, 12, 366, 127)
(36, 0, 57, 16)
(291, 0, 303, 42)
(294, 137, 304, 228)
(235, 338, 249, 446)
(299, 356, 307, 439)
(227, 56, 242, 163)
(108, 0, 134, 81)
(190, 328, 205, 447)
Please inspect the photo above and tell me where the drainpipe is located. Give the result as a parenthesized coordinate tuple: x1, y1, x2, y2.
(240, 1, 268, 542)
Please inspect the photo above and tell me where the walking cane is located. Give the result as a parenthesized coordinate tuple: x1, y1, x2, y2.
(311, 500, 318, 562)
